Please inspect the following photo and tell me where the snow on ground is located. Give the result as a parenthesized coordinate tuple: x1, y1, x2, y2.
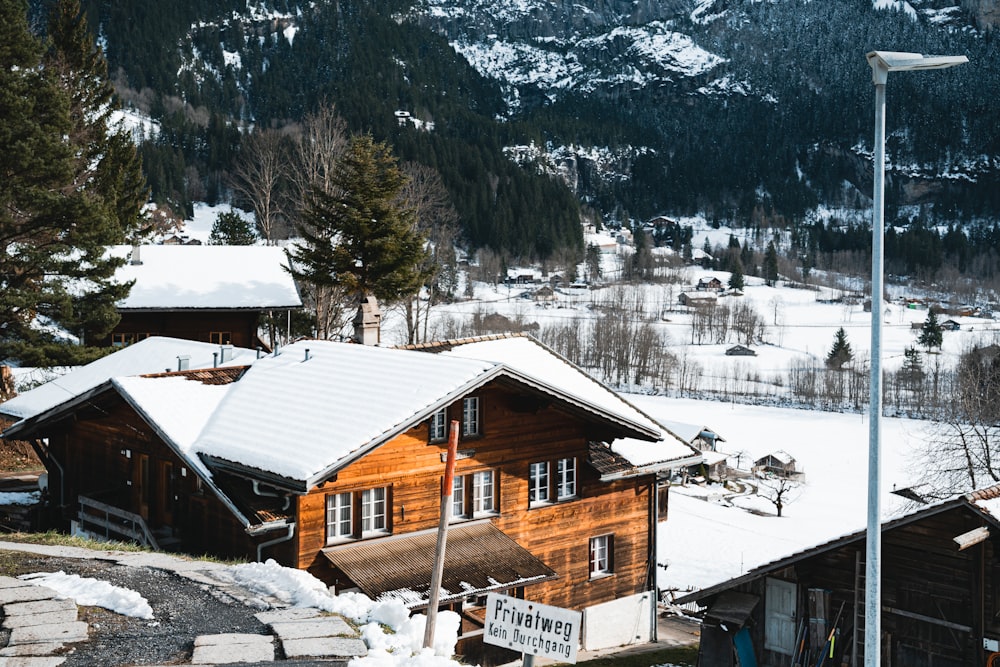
(20, 571, 154, 619)
(631, 395, 925, 597)
(226, 559, 462, 665)
(179, 203, 255, 244)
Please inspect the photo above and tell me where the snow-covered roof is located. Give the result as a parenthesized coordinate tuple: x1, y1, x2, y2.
(609, 432, 701, 470)
(109, 245, 302, 310)
(659, 419, 724, 445)
(193, 340, 500, 487)
(0, 337, 258, 421)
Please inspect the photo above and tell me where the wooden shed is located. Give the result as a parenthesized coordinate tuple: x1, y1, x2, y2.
(675, 485, 1000, 667)
(753, 450, 796, 477)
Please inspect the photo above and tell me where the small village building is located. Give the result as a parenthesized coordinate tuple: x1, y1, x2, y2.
(942, 319, 962, 331)
(532, 285, 557, 302)
(675, 485, 1000, 667)
(2, 333, 701, 662)
(660, 421, 727, 482)
(753, 451, 797, 478)
(98, 245, 302, 349)
(679, 292, 718, 308)
(725, 345, 757, 357)
(697, 277, 724, 292)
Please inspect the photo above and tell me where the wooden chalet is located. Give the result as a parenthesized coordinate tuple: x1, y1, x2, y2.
(753, 451, 797, 478)
(725, 345, 757, 357)
(98, 245, 302, 349)
(675, 485, 1000, 667)
(697, 277, 724, 292)
(2, 333, 701, 662)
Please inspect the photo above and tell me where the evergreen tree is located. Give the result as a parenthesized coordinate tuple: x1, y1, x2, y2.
(763, 241, 780, 286)
(918, 310, 944, 352)
(900, 346, 924, 386)
(209, 210, 258, 245)
(0, 0, 146, 364)
(728, 257, 745, 291)
(826, 327, 853, 370)
(289, 135, 430, 310)
(585, 243, 602, 282)
(701, 237, 713, 269)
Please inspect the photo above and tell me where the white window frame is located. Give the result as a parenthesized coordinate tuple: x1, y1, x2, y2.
(429, 408, 447, 442)
(361, 487, 388, 535)
(462, 396, 480, 436)
(325, 492, 353, 543)
(529, 461, 550, 506)
(472, 470, 495, 515)
(556, 457, 577, 500)
(589, 534, 612, 577)
(452, 474, 466, 519)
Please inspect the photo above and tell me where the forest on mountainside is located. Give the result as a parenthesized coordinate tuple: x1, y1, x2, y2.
(53, 0, 1000, 277)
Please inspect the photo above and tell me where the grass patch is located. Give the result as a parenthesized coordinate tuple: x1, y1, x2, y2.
(0, 531, 151, 552)
(575, 646, 698, 667)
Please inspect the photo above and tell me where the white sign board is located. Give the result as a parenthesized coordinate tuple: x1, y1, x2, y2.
(484, 592, 582, 663)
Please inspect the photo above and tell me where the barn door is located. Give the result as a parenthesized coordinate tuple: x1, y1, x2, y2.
(764, 577, 797, 655)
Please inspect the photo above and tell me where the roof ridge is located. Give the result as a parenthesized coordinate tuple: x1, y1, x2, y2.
(395, 332, 526, 352)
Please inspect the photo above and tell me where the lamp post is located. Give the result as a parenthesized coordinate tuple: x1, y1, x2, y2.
(864, 50, 966, 667)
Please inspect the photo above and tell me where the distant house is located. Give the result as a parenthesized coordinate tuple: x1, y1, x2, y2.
(533, 285, 557, 302)
(942, 319, 962, 331)
(660, 421, 726, 481)
(679, 292, 718, 308)
(99, 245, 302, 350)
(697, 277, 724, 292)
(675, 485, 1000, 667)
(753, 451, 797, 478)
(725, 345, 757, 357)
(3, 333, 699, 660)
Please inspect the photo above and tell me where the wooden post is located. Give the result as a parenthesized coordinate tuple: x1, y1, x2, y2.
(424, 419, 460, 649)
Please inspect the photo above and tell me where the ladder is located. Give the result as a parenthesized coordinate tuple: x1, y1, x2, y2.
(852, 550, 865, 666)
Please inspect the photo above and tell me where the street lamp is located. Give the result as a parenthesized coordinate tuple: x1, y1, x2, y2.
(864, 50, 966, 667)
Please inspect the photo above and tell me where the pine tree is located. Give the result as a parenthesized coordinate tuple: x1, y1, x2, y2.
(826, 327, 853, 370)
(764, 241, 780, 286)
(0, 0, 146, 364)
(728, 257, 745, 291)
(289, 135, 430, 311)
(918, 310, 944, 352)
(209, 210, 258, 245)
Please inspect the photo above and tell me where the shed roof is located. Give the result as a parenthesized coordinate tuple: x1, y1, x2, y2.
(110, 245, 302, 310)
(675, 483, 1000, 606)
(322, 520, 557, 608)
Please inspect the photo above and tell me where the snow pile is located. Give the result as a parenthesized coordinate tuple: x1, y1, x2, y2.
(226, 560, 462, 663)
(20, 571, 154, 619)
(0, 491, 39, 506)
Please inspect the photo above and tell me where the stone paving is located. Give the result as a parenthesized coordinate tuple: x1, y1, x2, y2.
(0, 542, 367, 666)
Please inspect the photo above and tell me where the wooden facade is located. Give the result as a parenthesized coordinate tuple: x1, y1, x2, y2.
(295, 381, 655, 615)
(99, 310, 264, 350)
(677, 495, 1000, 667)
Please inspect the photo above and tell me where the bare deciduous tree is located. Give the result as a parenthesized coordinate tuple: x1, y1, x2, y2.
(757, 476, 801, 517)
(229, 129, 288, 244)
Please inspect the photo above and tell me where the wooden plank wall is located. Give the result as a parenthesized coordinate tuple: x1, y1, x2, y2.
(297, 381, 653, 612)
(101, 311, 260, 348)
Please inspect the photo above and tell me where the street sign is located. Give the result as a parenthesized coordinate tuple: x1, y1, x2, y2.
(484, 592, 582, 663)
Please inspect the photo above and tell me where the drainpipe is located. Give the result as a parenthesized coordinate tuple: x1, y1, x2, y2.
(251, 480, 291, 510)
(650, 476, 659, 644)
(254, 522, 296, 563)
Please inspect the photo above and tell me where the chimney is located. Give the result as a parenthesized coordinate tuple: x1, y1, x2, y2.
(304, 348, 311, 362)
(219, 345, 234, 363)
(129, 244, 142, 265)
(352, 295, 382, 346)
(176, 355, 190, 371)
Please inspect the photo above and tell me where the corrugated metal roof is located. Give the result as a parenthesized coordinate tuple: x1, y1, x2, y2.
(322, 520, 557, 608)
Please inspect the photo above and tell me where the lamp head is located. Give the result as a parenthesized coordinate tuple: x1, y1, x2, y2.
(867, 50, 968, 85)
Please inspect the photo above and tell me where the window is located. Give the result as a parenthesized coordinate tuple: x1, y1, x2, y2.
(209, 331, 232, 345)
(429, 408, 447, 442)
(589, 534, 613, 577)
(556, 457, 577, 500)
(325, 492, 352, 542)
(325, 487, 390, 543)
(473, 471, 495, 514)
(450, 471, 498, 521)
(529, 462, 550, 505)
(361, 487, 387, 535)
(462, 397, 480, 436)
(452, 475, 466, 518)
(112, 333, 132, 347)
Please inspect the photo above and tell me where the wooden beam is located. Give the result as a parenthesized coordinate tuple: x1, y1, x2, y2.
(883, 606, 972, 633)
(953, 526, 990, 551)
